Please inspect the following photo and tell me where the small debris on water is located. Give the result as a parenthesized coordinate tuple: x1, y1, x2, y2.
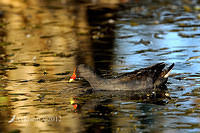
(37, 79, 45, 83)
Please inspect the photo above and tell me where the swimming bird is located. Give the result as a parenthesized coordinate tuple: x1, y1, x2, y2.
(69, 63, 174, 92)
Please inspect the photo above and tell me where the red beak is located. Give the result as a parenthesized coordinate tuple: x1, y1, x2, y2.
(69, 67, 77, 82)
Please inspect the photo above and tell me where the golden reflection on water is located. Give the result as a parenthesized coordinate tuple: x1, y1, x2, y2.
(0, 0, 103, 132)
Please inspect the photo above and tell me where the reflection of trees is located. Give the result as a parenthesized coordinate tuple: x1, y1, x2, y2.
(86, 6, 117, 75)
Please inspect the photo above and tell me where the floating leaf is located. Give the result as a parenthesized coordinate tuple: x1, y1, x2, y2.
(130, 21, 138, 26)
(132, 39, 150, 45)
(37, 79, 46, 83)
(154, 33, 164, 39)
(183, 5, 192, 12)
(178, 23, 200, 27)
(187, 55, 200, 61)
(178, 33, 195, 38)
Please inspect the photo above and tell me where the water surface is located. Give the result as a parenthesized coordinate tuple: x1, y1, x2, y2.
(0, 0, 200, 132)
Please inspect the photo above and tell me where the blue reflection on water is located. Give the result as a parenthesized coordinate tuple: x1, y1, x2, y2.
(114, 23, 200, 74)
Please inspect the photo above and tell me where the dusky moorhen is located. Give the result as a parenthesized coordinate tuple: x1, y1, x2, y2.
(69, 63, 174, 91)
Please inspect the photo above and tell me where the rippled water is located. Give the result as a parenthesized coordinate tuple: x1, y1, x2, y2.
(0, 0, 200, 133)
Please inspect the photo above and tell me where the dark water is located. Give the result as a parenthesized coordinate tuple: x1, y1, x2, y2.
(0, 0, 200, 132)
